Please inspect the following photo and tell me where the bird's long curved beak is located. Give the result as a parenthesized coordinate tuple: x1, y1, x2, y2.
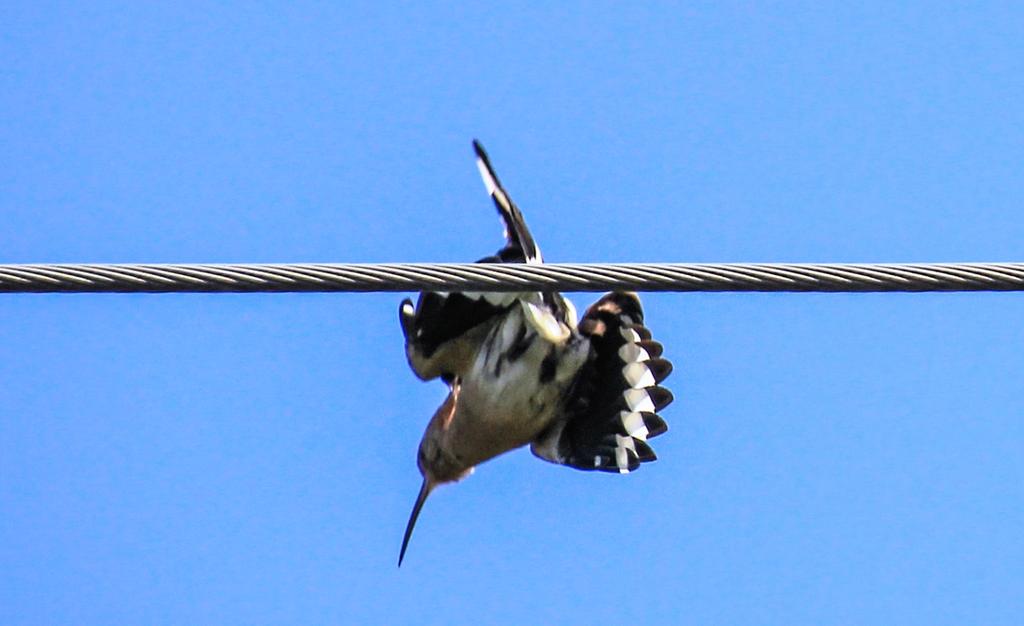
(398, 478, 434, 567)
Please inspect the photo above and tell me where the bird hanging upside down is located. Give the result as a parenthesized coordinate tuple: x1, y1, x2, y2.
(397, 141, 674, 565)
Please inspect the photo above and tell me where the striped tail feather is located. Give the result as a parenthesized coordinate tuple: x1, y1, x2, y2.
(531, 291, 673, 473)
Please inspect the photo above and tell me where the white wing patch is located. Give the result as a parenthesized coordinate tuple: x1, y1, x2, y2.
(485, 292, 514, 307)
(623, 388, 655, 412)
(618, 343, 650, 363)
(620, 327, 642, 343)
(620, 411, 649, 440)
(614, 447, 629, 473)
(520, 300, 570, 343)
(614, 436, 633, 474)
(622, 362, 656, 388)
(462, 291, 518, 307)
(562, 298, 578, 330)
(476, 157, 499, 196)
(475, 155, 516, 241)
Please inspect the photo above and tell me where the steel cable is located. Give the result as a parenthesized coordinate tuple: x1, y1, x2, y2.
(2, 262, 1024, 293)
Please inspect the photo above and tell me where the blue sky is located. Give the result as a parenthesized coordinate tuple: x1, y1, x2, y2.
(2, 2, 1022, 624)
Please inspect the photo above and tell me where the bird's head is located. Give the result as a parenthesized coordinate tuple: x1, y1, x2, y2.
(399, 386, 474, 566)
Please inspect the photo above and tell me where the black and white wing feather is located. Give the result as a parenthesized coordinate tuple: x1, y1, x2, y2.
(473, 140, 542, 264)
(531, 292, 672, 473)
(400, 141, 545, 382)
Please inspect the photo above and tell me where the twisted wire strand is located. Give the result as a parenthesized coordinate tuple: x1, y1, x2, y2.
(2, 262, 1024, 293)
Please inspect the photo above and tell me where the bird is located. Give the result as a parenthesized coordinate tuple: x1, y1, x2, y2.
(396, 140, 674, 566)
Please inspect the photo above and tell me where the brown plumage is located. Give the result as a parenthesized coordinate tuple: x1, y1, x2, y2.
(397, 142, 673, 566)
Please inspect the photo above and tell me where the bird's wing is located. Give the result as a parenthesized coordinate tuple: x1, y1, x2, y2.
(531, 291, 672, 473)
(401, 141, 552, 381)
(473, 140, 543, 264)
(400, 292, 517, 382)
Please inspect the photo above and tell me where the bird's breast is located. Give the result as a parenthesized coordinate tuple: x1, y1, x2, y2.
(443, 306, 588, 467)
